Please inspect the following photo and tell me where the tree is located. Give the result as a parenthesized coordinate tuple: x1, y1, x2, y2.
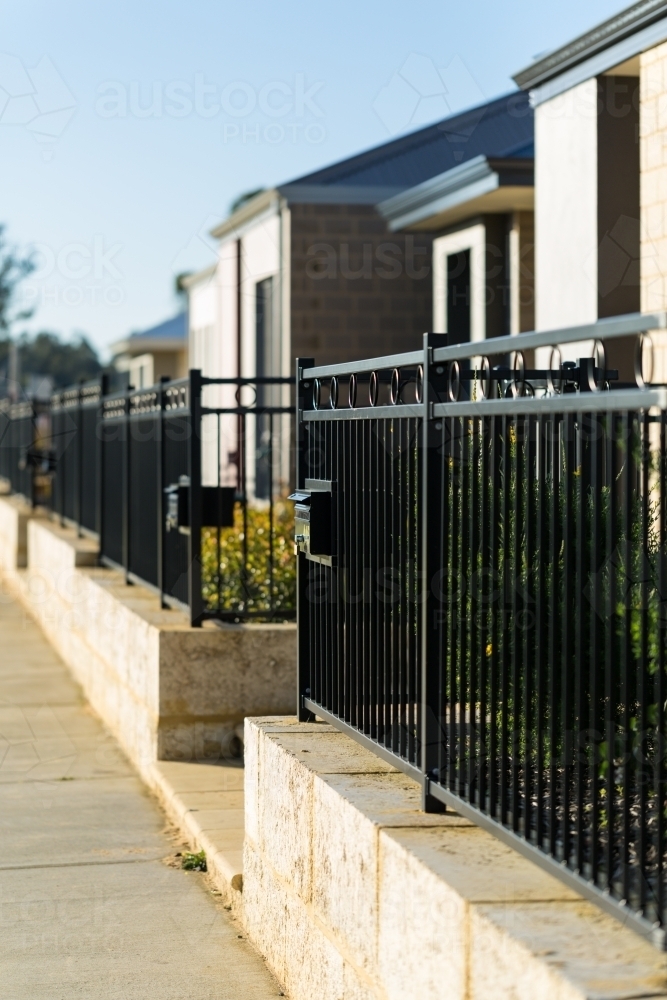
(17, 331, 101, 389)
(0, 227, 102, 393)
(0, 224, 35, 334)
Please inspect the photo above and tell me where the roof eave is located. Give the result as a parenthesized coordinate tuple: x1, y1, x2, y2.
(180, 263, 217, 289)
(210, 188, 279, 240)
(379, 156, 533, 231)
(277, 182, 405, 205)
(514, 0, 667, 90)
(110, 337, 187, 357)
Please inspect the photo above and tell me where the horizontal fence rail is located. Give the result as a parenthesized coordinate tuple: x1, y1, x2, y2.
(296, 311, 667, 947)
(0, 370, 295, 625)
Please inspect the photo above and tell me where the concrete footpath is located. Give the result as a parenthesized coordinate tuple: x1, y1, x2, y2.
(0, 595, 283, 1000)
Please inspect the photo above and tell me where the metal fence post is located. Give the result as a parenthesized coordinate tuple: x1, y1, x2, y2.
(421, 333, 448, 813)
(296, 357, 314, 721)
(188, 369, 204, 626)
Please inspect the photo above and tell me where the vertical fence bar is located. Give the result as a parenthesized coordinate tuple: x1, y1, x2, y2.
(296, 358, 314, 721)
(658, 412, 666, 924)
(421, 335, 446, 812)
(76, 381, 83, 535)
(621, 410, 632, 902)
(188, 369, 204, 626)
(605, 409, 616, 894)
(122, 388, 130, 584)
(157, 376, 167, 608)
(96, 374, 108, 542)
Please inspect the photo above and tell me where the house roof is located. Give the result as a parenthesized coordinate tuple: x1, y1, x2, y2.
(514, 1, 667, 95)
(210, 92, 533, 238)
(110, 313, 187, 358)
(280, 91, 533, 201)
(129, 314, 187, 341)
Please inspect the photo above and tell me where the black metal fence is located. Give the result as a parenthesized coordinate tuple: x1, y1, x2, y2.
(0, 396, 51, 504)
(295, 312, 667, 946)
(1, 371, 295, 624)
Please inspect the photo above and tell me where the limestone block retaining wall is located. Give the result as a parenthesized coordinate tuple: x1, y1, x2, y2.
(244, 717, 667, 1000)
(0, 494, 41, 578)
(0, 497, 296, 781)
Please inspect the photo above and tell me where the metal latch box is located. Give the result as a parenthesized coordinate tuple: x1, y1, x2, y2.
(288, 480, 335, 566)
(165, 476, 236, 534)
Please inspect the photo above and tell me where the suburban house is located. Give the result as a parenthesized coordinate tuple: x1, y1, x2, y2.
(514, 0, 667, 379)
(185, 92, 533, 490)
(110, 312, 188, 388)
(379, 102, 534, 344)
(185, 92, 534, 379)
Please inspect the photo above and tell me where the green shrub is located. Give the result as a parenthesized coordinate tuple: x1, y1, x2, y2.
(201, 500, 296, 619)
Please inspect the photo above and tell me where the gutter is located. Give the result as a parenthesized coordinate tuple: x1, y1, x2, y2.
(210, 188, 278, 240)
(514, 0, 667, 90)
(378, 155, 533, 232)
(110, 337, 187, 356)
(179, 263, 217, 290)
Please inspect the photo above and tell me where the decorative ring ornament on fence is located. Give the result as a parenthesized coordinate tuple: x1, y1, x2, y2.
(390, 368, 401, 405)
(511, 351, 526, 398)
(479, 356, 492, 400)
(329, 376, 338, 410)
(593, 339, 606, 389)
(348, 373, 357, 408)
(416, 365, 424, 404)
(547, 347, 562, 395)
(235, 383, 259, 409)
(635, 333, 654, 389)
(369, 371, 379, 407)
(448, 361, 460, 403)
(313, 378, 321, 410)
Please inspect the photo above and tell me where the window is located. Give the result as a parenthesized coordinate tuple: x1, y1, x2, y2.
(446, 249, 471, 345)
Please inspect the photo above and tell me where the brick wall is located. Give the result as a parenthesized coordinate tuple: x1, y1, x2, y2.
(289, 202, 433, 367)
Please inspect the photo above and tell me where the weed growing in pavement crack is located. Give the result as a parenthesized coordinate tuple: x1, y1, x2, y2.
(181, 850, 207, 871)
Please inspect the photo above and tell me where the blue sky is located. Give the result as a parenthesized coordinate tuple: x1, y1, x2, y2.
(2, 0, 626, 358)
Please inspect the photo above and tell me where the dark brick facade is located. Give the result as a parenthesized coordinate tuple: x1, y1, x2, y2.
(289, 203, 433, 367)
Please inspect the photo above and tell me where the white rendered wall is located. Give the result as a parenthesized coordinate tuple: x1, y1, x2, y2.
(189, 270, 219, 375)
(535, 78, 598, 341)
(237, 211, 281, 498)
(238, 212, 281, 379)
(188, 266, 231, 486)
(191, 208, 283, 495)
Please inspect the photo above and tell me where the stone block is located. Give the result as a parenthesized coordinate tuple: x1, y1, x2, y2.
(0, 496, 41, 573)
(243, 839, 380, 1000)
(378, 830, 467, 1000)
(312, 774, 379, 973)
(243, 716, 261, 845)
(259, 730, 314, 899)
(471, 899, 667, 1000)
(244, 719, 667, 1000)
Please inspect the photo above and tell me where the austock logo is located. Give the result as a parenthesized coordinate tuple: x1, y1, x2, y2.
(0, 54, 76, 157)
